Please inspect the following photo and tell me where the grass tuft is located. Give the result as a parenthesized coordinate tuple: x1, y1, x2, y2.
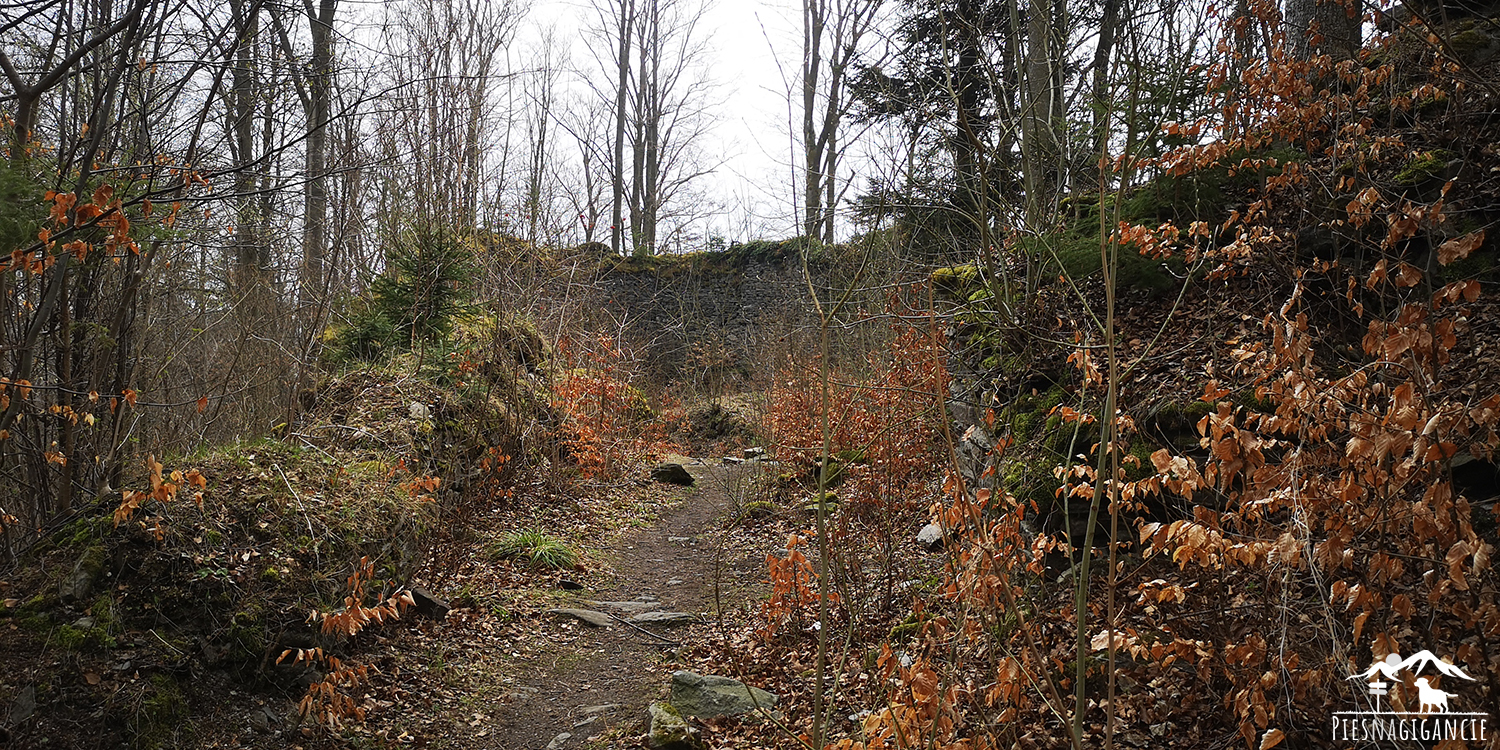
(488, 531, 579, 570)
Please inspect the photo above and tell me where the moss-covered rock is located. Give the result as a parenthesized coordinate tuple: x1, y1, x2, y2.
(1394, 149, 1457, 185)
(647, 701, 702, 750)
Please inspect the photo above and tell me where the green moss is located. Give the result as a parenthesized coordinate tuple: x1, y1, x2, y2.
(932, 263, 981, 298)
(1442, 248, 1498, 283)
(1395, 150, 1455, 185)
(53, 625, 91, 650)
(88, 595, 118, 634)
(1122, 442, 1157, 482)
(888, 610, 932, 643)
(19, 612, 50, 632)
(227, 608, 266, 663)
(347, 460, 391, 479)
(131, 674, 189, 749)
(1185, 400, 1214, 420)
(1019, 229, 1181, 293)
(79, 545, 108, 577)
(1448, 24, 1499, 65)
(1236, 389, 1276, 414)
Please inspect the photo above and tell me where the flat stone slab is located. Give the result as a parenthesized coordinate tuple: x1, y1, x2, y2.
(547, 608, 613, 628)
(629, 611, 698, 626)
(669, 670, 779, 718)
(584, 600, 662, 614)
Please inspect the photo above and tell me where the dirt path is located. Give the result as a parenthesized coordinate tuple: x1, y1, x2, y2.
(493, 460, 749, 750)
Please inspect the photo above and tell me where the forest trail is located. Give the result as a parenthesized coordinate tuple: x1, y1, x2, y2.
(492, 460, 752, 750)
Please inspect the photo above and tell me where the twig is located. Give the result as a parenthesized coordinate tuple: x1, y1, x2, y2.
(607, 613, 683, 645)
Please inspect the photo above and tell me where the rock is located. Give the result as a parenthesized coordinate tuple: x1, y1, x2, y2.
(720, 456, 744, 464)
(545, 732, 572, 749)
(409, 401, 430, 419)
(667, 536, 692, 543)
(647, 701, 701, 750)
(547, 608, 613, 628)
(72, 616, 96, 630)
(916, 523, 946, 551)
(651, 463, 695, 486)
(407, 586, 449, 620)
(669, 671, 779, 719)
(743, 446, 766, 460)
(59, 556, 100, 605)
(665, 578, 684, 586)
(582, 704, 622, 715)
(9, 685, 36, 724)
(628, 611, 698, 626)
(584, 600, 661, 614)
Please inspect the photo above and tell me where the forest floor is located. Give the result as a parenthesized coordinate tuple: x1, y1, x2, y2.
(334, 457, 778, 750)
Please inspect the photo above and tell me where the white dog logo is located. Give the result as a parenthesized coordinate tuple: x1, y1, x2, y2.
(1415, 677, 1458, 714)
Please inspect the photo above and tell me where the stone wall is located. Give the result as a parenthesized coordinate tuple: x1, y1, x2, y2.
(551, 245, 823, 384)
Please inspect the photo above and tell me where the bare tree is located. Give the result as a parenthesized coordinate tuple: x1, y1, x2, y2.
(374, 0, 526, 235)
(556, 92, 613, 245)
(802, 0, 885, 242)
(588, 0, 716, 256)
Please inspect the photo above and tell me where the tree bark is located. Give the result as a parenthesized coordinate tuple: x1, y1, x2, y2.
(1286, 0, 1360, 60)
(301, 0, 335, 329)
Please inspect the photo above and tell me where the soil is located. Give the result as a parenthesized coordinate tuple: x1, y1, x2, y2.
(489, 459, 764, 750)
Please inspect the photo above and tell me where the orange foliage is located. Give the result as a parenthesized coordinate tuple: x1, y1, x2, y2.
(552, 335, 668, 479)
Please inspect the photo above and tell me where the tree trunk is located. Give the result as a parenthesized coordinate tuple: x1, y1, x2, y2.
(1020, 0, 1064, 231)
(230, 0, 264, 295)
(612, 0, 634, 256)
(803, 0, 824, 240)
(301, 0, 335, 328)
(1286, 0, 1360, 60)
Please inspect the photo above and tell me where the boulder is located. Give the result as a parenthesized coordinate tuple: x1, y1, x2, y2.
(651, 463, 695, 486)
(647, 701, 701, 750)
(407, 586, 450, 620)
(8, 685, 35, 724)
(669, 670, 779, 719)
(917, 523, 947, 551)
(59, 553, 102, 605)
(546, 608, 613, 628)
